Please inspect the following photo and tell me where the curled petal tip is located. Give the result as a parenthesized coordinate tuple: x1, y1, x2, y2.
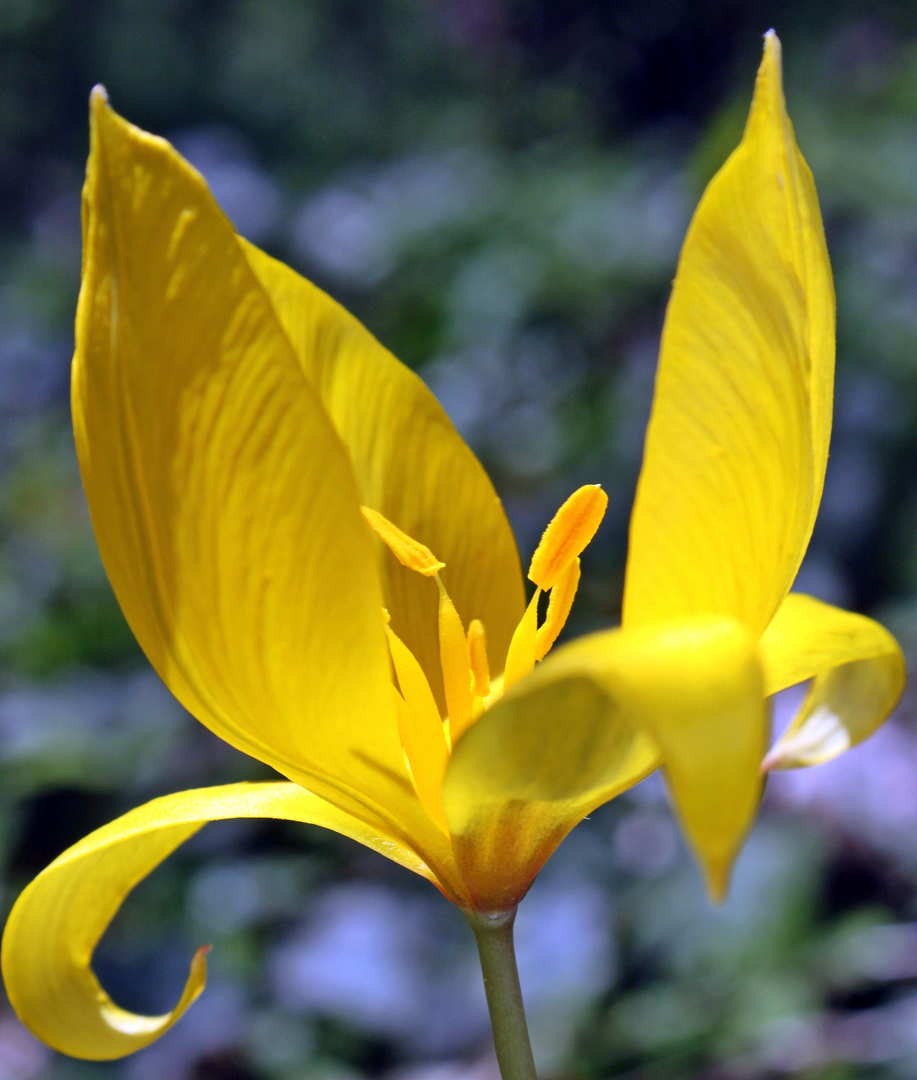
(760, 741, 795, 773)
(176, 944, 209, 1011)
(187, 945, 210, 999)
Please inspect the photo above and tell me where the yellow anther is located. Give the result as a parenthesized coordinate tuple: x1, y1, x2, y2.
(361, 506, 445, 577)
(467, 619, 491, 697)
(436, 576, 474, 741)
(381, 607, 391, 625)
(528, 484, 607, 590)
(503, 589, 541, 691)
(535, 557, 581, 661)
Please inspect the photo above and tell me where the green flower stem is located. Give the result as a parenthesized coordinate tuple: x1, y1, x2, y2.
(466, 907, 538, 1080)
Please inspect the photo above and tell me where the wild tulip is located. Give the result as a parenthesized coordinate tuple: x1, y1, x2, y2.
(2, 31, 903, 1079)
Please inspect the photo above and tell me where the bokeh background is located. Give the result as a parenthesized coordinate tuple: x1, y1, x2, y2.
(4, 1, 917, 1077)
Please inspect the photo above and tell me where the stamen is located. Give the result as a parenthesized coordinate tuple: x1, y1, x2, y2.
(503, 589, 541, 691)
(386, 625, 444, 739)
(535, 557, 581, 661)
(467, 619, 491, 697)
(528, 484, 607, 590)
(362, 506, 445, 577)
(390, 685, 449, 834)
(436, 576, 474, 741)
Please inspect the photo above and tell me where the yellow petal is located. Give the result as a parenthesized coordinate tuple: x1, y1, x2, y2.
(1, 782, 435, 1060)
(442, 672, 658, 912)
(444, 615, 766, 908)
(75, 92, 446, 864)
(241, 239, 525, 709)
(624, 32, 834, 637)
(759, 593, 905, 769)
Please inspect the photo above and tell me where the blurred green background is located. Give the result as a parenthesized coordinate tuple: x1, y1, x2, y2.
(4, 1, 917, 1078)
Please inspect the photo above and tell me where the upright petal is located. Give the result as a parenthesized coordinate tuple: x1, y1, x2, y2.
(2, 783, 436, 1060)
(760, 593, 905, 768)
(444, 615, 765, 908)
(74, 92, 443, 862)
(624, 32, 834, 636)
(242, 241, 525, 710)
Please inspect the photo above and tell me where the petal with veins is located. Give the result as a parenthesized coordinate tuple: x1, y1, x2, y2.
(75, 92, 452, 868)
(624, 32, 834, 636)
(242, 239, 525, 707)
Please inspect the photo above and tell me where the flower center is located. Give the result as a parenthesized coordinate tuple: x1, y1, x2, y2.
(361, 485, 607, 830)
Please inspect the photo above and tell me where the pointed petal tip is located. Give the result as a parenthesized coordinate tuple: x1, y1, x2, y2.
(703, 855, 734, 905)
(762, 29, 781, 65)
(88, 85, 115, 148)
(757, 28, 784, 94)
(89, 84, 109, 112)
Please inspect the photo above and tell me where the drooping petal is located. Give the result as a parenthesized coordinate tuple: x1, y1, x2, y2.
(624, 32, 834, 637)
(443, 615, 766, 908)
(74, 92, 450, 869)
(760, 592, 905, 769)
(241, 240, 525, 709)
(2, 783, 435, 1061)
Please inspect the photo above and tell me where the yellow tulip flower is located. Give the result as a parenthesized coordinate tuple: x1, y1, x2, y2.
(1, 30, 904, 1068)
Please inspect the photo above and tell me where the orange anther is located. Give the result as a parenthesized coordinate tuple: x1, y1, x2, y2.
(528, 485, 607, 590)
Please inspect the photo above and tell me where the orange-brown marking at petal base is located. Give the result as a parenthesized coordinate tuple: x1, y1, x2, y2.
(528, 485, 607, 590)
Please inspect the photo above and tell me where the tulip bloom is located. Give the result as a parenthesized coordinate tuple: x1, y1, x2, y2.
(2, 30, 904, 1067)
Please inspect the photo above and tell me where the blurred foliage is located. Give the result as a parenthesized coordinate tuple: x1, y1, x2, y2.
(4, 2, 917, 1079)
